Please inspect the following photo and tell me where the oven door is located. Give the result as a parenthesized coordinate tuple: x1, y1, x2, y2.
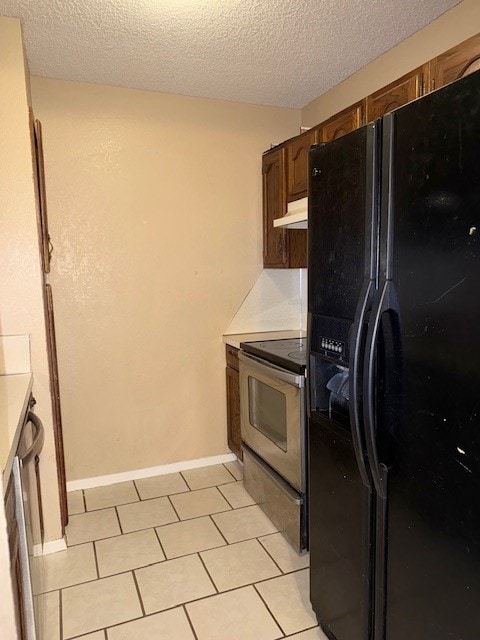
(238, 351, 305, 492)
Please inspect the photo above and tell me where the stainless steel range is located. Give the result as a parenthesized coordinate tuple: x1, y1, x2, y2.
(239, 338, 307, 552)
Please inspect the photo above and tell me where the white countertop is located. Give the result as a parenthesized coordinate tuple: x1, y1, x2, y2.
(0, 374, 33, 494)
(223, 330, 306, 349)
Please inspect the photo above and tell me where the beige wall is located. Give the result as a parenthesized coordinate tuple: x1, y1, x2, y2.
(0, 17, 62, 543)
(302, 0, 480, 127)
(30, 77, 300, 481)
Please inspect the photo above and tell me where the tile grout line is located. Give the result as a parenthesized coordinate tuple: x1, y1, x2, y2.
(179, 469, 193, 491)
(68, 483, 242, 516)
(63, 504, 240, 555)
(207, 513, 230, 546)
(256, 536, 286, 575)
(166, 493, 182, 522)
(221, 462, 238, 482)
(153, 525, 168, 559)
(252, 581, 288, 637)
(132, 479, 142, 501)
(131, 569, 146, 617)
(182, 603, 200, 640)
(81, 489, 87, 514)
(92, 540, 101, 580)
(196, 551, 219, 594)
(59, 588, 64, 640)
(114, 505, 124, 535)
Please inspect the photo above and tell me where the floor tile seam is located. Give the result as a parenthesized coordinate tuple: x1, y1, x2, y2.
(79, 490, 194, 513)
(152, 526, 168, 560)
(169, 504, 234, 522)
(251, 581, 288, 636)
(195, 550, 219, 595)
(65, 522, 278, 550)
(207, 527, 280, 546)
(114, 505, 124, 535)
(131, 569, 146, 617)
(92, 539, 101, 580)
(179, 469, 194, 491)
(256, 536, 287, 575)
(199, 572, 284, 596)
(165, 492, 182, 522)
(206, 514, 229, 546)
(59, 587, 64, 640)
(158, 539, 227, 561)
(179, 468, 237, 492)
(182, 603, 200, 640)
(215, 482, 245, 510)
(221, 462, 240, 481)
(44, 562, 172, 596)
(79, 603, 204, 639)
(132, 478, 142, 502)
(184, 584, 287, 638)
(67, 627, 108, 640)
(283, 624, 319, 638)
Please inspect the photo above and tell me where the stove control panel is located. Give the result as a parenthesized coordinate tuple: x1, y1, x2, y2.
(320, 338, 345, 354)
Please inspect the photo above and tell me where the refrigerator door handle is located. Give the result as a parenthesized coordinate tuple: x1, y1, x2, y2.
(349, 279, 374, 488)
(363, 280, 396, 499)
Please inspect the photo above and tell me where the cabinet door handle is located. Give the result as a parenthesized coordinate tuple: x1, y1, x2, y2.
(48, 236, 54, 261)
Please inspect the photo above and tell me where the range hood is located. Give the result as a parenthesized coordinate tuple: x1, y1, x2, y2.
(273, 197, 307, 229)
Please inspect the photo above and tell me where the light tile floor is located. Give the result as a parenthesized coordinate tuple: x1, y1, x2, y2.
(35, 461, 328, 639)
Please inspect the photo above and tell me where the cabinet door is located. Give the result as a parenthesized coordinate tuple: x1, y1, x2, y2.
(29, 112, 52, 274)
(366, 66, 427, 122)
(430, 34, 480, 90)
(226, 365, 242, 460)
(286, 130, 317, 202)
(263, 149, 287, 268)
(44, 285, 68, 530)
(321, 102, 364, 143)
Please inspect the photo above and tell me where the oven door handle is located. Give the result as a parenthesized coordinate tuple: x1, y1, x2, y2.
(238, 351, 305, 388)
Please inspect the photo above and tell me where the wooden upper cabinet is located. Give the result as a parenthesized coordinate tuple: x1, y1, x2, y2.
(430, 34, 480, 91)
(366, 65, 427, 122)
(262, 148, 287, 268)
(286, 129, 318, 202)
(321, 102, 364, 143)
(262, 147, 308, 269)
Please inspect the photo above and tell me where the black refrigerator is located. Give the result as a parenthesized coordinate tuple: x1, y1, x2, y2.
(307, 70, 480, 640)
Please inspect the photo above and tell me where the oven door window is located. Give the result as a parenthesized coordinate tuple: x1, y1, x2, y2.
(248, 376, 287, 451)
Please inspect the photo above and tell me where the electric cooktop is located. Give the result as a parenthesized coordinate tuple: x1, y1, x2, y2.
(240, 338, 307, 374)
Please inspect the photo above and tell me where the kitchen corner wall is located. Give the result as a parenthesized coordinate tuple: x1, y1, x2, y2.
(30, 77, 300, 481)
(0, 17, 62, 543)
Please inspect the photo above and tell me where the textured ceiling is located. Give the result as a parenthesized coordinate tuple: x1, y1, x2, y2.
(0, 0, 461, 107)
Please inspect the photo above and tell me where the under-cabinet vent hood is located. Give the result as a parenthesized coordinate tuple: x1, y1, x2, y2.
(273, 197, 307, 229)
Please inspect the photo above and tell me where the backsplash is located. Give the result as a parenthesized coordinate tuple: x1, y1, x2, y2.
(0, 334, 31, 375)
(225, 269, 306, 334)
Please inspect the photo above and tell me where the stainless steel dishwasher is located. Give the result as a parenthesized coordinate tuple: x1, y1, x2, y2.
(13, 401, 45, 640)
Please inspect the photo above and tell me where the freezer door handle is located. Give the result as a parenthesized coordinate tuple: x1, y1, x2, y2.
(349, 279, 373, 488)
(363, 280, 396, 498)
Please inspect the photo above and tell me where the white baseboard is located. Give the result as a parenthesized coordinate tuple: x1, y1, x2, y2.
(34, 537, 67, 556)
(66, 453, 238, 492)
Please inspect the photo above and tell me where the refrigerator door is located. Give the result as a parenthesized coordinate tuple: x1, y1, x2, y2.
(378, 71, 480, 640)
(308, 123, 379, 640)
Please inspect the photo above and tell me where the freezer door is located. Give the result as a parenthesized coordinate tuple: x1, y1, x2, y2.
(380, 70, 480, 640)
(308, 124, 378, 320)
